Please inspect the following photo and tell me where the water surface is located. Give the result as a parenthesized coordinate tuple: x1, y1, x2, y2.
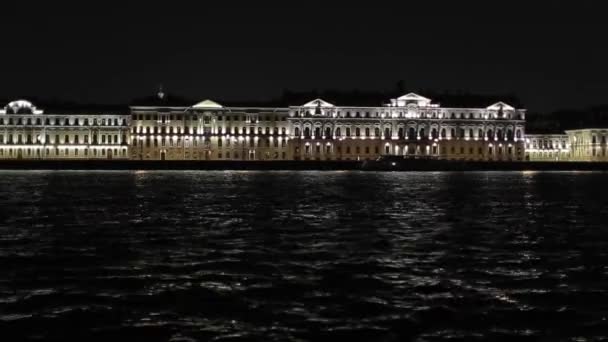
(1, 171, 607, 341)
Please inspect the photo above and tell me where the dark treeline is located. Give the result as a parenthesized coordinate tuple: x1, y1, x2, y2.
(527, 106, 608, 133)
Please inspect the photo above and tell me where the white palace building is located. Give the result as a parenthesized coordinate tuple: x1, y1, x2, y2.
(0, 92, 605, 162)
(0, 100, 129, 160)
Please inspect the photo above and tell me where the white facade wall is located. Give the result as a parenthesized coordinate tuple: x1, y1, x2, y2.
(0, 101, 130, 160)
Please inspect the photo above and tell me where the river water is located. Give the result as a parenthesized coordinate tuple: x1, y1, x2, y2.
(0, 171, 607, 341)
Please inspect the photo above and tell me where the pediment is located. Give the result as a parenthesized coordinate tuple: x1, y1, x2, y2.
(193, 99, 223, 109)
(487, 102, 515, 111)
(302, 98, 334, 108)
(397, 93, 431, 102)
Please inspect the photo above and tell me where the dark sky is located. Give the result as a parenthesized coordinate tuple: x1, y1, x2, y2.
(1, 1, 606, 112)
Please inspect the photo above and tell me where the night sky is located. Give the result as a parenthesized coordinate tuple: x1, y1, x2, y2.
(2, 1, 606, 112)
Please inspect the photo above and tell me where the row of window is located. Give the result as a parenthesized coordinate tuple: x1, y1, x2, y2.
(0, 134, 126, 145)
(0, 148, 127, 157)
(0, 117, 127, 126)
(529, 140, 568, 149)
(294, 127, 523, 140)
(132, 114, 288, 123)
(133, 126, 289, 135)
(133, 136, 288, 149)
(295, 144, 519, 156)
(295, 110, 523, 120)
(217, 151, 287, 160)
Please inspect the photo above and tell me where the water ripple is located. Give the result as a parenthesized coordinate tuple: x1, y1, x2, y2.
(0, 171, 607, 341)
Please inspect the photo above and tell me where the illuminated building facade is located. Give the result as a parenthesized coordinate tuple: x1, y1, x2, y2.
(7, 93, 607, 163)
(129, 92, 526, 161)
(130, 100, 291, 161)
(565, 129, 608, 161)
(0, 100, 130, 160)
(525, 134, 570, 161)
(0, 93, 531, 162)
(525, 129, 608, 161)
(289, 93, 527, 161)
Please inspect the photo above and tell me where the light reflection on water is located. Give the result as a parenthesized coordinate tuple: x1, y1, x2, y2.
(0, 171, 607, 341)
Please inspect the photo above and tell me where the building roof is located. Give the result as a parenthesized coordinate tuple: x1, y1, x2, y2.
(301, 98, 335, 108)
(487, 101, 516, 111)
(192, 99, 223, 109)
(0, 98, 127, 115)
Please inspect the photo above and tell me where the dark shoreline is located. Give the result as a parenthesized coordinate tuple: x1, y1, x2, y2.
(1, 160, 608, 171)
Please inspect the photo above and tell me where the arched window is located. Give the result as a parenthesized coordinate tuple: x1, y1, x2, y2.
(450, 128, 456, 138)
(408, 127, 416, 140)
(516, 130, 522, 140)
(432, 128, 438, 139)
(385, 128, 391, 139)
(469, 129, 474, 139)
(325, 127, 332, 138)
(497, 130, 504, 140)
(398, 127, 405, 139)
(507, 129, 514, 141)
(487, 130, 494, 140)
(441, 128, 447, 138)
(375, 128, 381, 137)
(365, 128, 370, 137)
(315, 127, 321, 138)
(479, 129, 484, 139)
(355, 128, 361, 137)
(419, 128, 426, 139)
(592, 136, 597, 144)
(346, 127, 351, 137)
(294, 127, 301, 137)
(336, 127, 341, 137)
